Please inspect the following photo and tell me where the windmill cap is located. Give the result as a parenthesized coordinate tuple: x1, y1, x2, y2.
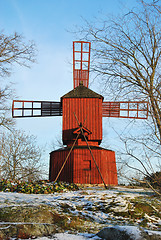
(61, 85, 104, 99)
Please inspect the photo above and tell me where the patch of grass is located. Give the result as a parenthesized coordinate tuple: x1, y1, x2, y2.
(140, 218, 149, 227)
(60, 203, 75, 213)
(113, 211, 130, 218)
(133, 202, 154, 217)
(79, 190, 89, 195)
(76, 205, 84, 211)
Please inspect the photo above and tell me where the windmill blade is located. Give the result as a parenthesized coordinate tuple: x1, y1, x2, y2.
(73, 41, 91, 88)
(12, 100, 62, 118)
(102, 101, 148, 119)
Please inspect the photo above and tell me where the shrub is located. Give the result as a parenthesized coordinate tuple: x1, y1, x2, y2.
(0, 179, 79, 194)
(145, 171, 161, 193)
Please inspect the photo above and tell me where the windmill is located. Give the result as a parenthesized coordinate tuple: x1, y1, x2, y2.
(12, 41, 148, 187)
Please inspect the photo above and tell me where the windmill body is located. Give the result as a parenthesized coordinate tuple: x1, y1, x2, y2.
(62, 85, 103, 146)
(12, 41, 148, 185)
(50, 84, 118, 185)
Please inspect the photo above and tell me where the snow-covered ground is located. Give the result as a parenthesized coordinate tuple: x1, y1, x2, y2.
(31, 233, 101, 239)
(0, 186, 160, 239)
(10, 228, 161, 240)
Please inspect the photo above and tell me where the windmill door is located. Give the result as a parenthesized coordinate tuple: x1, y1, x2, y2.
(83, 160, 91, 184)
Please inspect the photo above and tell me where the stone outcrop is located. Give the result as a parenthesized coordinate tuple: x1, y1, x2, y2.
(96, 226, 161, 240)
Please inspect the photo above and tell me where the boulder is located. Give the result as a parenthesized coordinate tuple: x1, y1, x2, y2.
(96, 226, 161, 240)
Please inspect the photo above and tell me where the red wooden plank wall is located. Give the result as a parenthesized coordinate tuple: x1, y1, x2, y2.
(50, 147, 118, 185)
(62, 98, 102, 144)
(101, 149, 118, 185)
(49, 150, 73, 182)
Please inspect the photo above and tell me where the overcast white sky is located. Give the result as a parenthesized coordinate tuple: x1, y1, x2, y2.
(1, 0, 145, 170)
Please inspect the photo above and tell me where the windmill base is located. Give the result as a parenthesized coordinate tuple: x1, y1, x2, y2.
(49, 146, 118, 185)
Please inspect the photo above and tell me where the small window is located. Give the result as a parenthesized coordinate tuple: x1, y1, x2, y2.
(83, 160, 91, 170)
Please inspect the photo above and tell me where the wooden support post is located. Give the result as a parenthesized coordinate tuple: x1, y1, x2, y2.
(54, 133, 80, 182)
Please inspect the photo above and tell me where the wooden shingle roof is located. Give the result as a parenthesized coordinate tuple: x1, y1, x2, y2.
(61, 84, 103, 99)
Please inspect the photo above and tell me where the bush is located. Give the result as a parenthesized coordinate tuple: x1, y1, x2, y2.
(0, 179, 79, 194)
(145, 171, 161, 193)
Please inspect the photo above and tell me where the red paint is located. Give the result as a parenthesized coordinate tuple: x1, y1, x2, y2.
(12, 41, 149, 186)
(73, 41, 91, 88)
(50, 85, 118, 185)
(102, 101, 148, 119)
(62, 97, 103, 145)
(50, 146, 117, 185)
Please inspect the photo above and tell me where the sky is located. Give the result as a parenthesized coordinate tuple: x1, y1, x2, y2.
(0, 0, 145, 172)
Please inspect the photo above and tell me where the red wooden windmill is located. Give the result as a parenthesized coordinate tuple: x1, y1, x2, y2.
(12, 41, 148, 187)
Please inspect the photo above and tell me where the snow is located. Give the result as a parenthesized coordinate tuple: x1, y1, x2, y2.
(0, 189, 133, 224)
(0, 187, 158, 225)
(0, 186, 160, 239)
(147, 230, 161, 236)
(34, 233, 101, 240)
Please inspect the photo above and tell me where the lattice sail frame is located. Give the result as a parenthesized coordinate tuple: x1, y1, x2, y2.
(12, 100, 148, 119)
(12, 42, 148, 120)
(12, 100, 62, 118)
(102, 101, 148, 119)
(73, 41, 91, 88)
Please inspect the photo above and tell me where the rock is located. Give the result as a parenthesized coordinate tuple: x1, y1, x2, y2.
(0, 223, 57, 239)
(0, 205, 65, 238)
(97, 226, 133, 240)
(96, 226, 161, 240)
(0, 204, 88, 238)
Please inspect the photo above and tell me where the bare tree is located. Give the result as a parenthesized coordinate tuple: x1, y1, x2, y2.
(76, 0, 161, 193)
(0, 130, 46, 181)
(0, 32, 47, 181)
(0, 31, 36, 131)
(78, 0, 161, 141)
(50, 134, 64, 151)
(117, 132, 161, 195)
(0, 85, 14, 130)
(0, 31, 36, 77)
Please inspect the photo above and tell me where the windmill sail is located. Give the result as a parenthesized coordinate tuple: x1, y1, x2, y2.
(12, 100, 62, 118)
(73, 41, 91, 88)
(102, 101, 148, 119)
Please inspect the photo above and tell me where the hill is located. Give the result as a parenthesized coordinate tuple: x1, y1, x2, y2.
(0, 185, 160, 239)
